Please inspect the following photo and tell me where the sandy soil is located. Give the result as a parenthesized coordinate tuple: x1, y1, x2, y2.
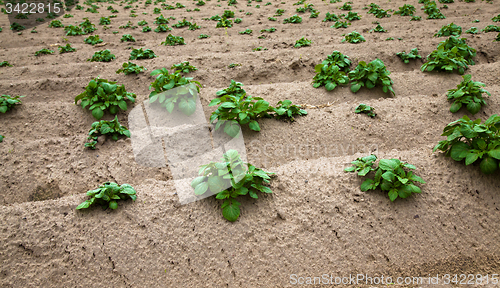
(0, 0, 499, 286)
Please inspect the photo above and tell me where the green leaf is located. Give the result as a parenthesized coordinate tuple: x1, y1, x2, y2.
(344, 166, 356, 172)
(207, 176, 227, 193)
(76, 200, 92, 209)
(249, 120, 261, 131)
(388, 189, 398, 201)
(92, 108, 104, 120)
(378, 159, 398, 171)
(450, 142, 470, 161)
(165, 101, 175, 113)
(191, 176, 206, 188)
(221, 199, 240, 222)
(109, 200, 118, 210)
(360, 179, 374, 191)
(488, 149, 500, 160)
(381, 171, 396, 182)
(465, 152, 479, 165)
(224, 121, 240, 137)
(253, 100, 270, 113)
(351, 83, 362, 93)
(480, 157, 498, 174)
(194, 182, 209, 195)
(450, 102, 462, 113)
(179, 98, 197, 116)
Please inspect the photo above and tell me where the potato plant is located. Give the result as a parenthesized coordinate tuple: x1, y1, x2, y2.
(433, 114, 500, 175)
(271, 100, 307, 121)
(434, 23, 462, 37)
(171, 61, 197, 74)
(348, 58, 395, 95)
(58, 44, 76, 53)
(76, 182, 137, 210)
(116, 62, 146, 75)
(84, 35, 103, 45)
(294, 37, 312, 48)
(161, 34, 185, 45)
(155, 24, 172, 32)
(283, 14, 302, 23)
(345, 155, 426, 201)
(121, 34, 136, 42)
(447, 74, 490, 114)
(0, 95, 24, 113)
(35, 49, 54, 56)
(75, 78, 137, 120)
(65, 25, 85, 36)
(85, 116, 131, 149)
(355, 103, 376, 117)
(396, 48, 422, 63)
(130, 48, 157, 60)
(421, 36, 476, 75)
(148, 68, 202, 116)
(88, 50, 115, 62)
(394, 4, 415, 16)
(342, 31, 365, 43)
(191, 149, 275, 221)
(0, 61, 13, 67)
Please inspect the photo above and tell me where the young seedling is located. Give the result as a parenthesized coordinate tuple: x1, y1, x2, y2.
(344, 154, 377, 176)
(323, 12, 339, 22)
(154, 15, 169, 25)
(396, 48, 422, 63)
(76, 182, 137, 210)
(446, 74, 490, 114)
(260, 27, 276, 33)
(154, 24, 172, 32)
(138, 20, 148, 26)
(0, 95, 24, 113)
(355, 103, 376, 117)
(35, 49, 54, 56)
(465, 27, 478, 34)
(84, 35, 104, 45)
(312, 64, 349, 91)
(492, 14, 500, 22)
(410, 15, 422, 21)
(434, 23, 462, 37)
(348, 58, 395, 95)
(88, 50, 115, 62)
(74, 78, 136, 120)
(85, 116, 131, 149)
(294, 37, 312, 48)
(58, 44, 76, 53)
(143, 26, 152, 32)
(99, 17, 111, 25)
(10, 22, 25, 31)
(422, 1, 445, 19)
(161, 34, 185, 46)
(283, 14, 302, 23)
(394, 4, 415, 16)
(342, 31, 366, 43)
(228, 63, 241, 68)
(172, 19, 192, 28)
(339, 2, 351, 10)
(370, 24, 387, 32)
(199, 34, 211, 38)
(0, 135, 3, 143)
(0, 61, 13, 67)
(148, 68, 201, 116)
(239, 28, 253, 34)
(80, 18, 96, 34)
(171, 61, 198, 74)
(216, 79, 246, 98)
(116, 62, 146, 75)
(271, 100, 307, 121)
(268, 17, 277, 21)
(433, 114, 500, 175)
(345, 11, 361, 21)
(188, 23, 201, 30)
(130, 48, 157, 60)
(65, 25, 84, 36)
(481, 25, 500, 33)
(253, 46, 268, 51)
(191, 149, 275, 222)
(345, 155, 426, 201)
(49, 20, 64, 28)
(216, 17, 233, 28)
(332, 21, 351, 28)
(121, 34, 136, 42)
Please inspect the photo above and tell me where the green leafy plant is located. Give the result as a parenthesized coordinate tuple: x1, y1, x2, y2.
(344, 154, 377, 176)
(130, 48, 157, 60)
(161, 34, 185, 46)
(339, 2, 351, 10)
(49, 20, 64, 28)
(223, 10, 235, 18)
(10, 23, 25, 31)
(492, 14, 500, 22)
(88, 50, 115, 62)
(35, 48, 54, 56)
(410, 15, 422, 21)
(120, 21, 138, 29)
(116, 62, 146, 75)
(275, 8, 285, 16)
(496, 33, 500, 42)
(294, 37, 312, 48)
(216, 17, 233, 27)
(348, 58, 395, 95)
(465, 27, 478, 34)
(283, 14, 302, 23)
(76, 182, 137, 210)
(153, 23, 171, 32)
(0, 135, 3, 142)
(355, 103, 376, 117)
(396, 48, 422, 63)
(228, 63, 241, 68)
(345, 11, 361, 21)
(64, 25, 84, 36)
(64, 14, 74, 18)
(80, 18, 96, 34)
(148, 68, 201, 115)
(99, 17, 111, 25)
(434, 23, 462, 37)
(446, 74, 490, 114)
(252, 46, 267, 51)
(422, 1, 445, 19)
(421, 36, 476, 75)
(58, 44, 76, 53)
(320, 50, 351, 72)
(0, 95, 24, 113)
(268, 17, 277, 21)
(84, 35, 104, 45)
(172, 19, 192, 28)
(234, 18, 242, 24)
(191, 149, 275, 222)
(188, 23, 201, 30)
(261, 27, 276, 33)
(332, 21, 351, 28)
(323, 12, 339, 22)
(433, 114, 500, 175)
(199, 34, 211, 38)
(370, 24, 386, 32)
(312, 64, 349, 91)
(271, 100, 307, 121)
(171, 61, 197, 73)
(239, 28, 252, 34)
(216, 79, 246, 98)
(121, 34, 136, 42)
(482, 25, 500, 33)
(85, 116, 131, 149)
(394, 4, 415, 16)
(345, 155, 425, 201)
(75, 78, 136, 120)
(0, 61, 13, 67)
(138, 20, 148, 26)
(342, 31, 365, 43)
(143, 26, 152, 32)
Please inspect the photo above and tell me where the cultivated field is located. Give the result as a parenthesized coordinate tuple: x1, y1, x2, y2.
(0, 0, 499, 286)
